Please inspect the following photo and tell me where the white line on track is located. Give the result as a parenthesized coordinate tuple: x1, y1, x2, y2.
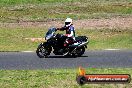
(104, 49, 121, 50)
(21, 51, 35, 52)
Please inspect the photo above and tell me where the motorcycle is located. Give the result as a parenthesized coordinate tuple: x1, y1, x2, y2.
(36, 27, 89, 58)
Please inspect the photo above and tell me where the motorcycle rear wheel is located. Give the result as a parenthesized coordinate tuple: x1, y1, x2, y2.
(72, 46, 85, 57)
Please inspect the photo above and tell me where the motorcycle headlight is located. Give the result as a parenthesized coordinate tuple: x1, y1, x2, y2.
(45, 36, 51, 40)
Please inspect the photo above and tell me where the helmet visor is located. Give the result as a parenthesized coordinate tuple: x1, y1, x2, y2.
(65, 22, 71, 26)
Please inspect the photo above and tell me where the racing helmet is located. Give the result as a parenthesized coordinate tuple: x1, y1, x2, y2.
(65, 18, 72, 27)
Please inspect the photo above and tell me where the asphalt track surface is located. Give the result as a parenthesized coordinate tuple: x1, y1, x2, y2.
(0, 50, 132, 69)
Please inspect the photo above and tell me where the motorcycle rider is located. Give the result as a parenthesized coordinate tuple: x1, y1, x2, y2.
(57, 18, 76, 47)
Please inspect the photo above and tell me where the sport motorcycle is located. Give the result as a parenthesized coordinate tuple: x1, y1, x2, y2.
(36, 27, 89, 58)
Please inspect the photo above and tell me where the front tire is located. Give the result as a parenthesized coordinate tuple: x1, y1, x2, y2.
(36, 43, 51, 58)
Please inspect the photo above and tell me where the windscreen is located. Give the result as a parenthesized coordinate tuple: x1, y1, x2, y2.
(45, 27, 56, 40)
(46, 28, 56, 36)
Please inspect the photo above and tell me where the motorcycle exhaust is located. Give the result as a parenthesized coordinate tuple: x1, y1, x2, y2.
(70, 41, 89, 54)
(69, 41, 88, 48)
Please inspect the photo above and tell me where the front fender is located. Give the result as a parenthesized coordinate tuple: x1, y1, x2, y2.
(38, 42, 47, 48)
(38, 42, 43, 47)
(37, 42, 52, 51)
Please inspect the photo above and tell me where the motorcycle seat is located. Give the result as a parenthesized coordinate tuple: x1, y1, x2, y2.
(75, 36, 88, 42)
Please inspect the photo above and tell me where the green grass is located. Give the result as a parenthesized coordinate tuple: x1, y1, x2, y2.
(0, 28, 132, 51)
(0, 0, 78, 5)
(0, 0, 132, 22)
(0, 28, 43, 51)
(0, 68, 132, 88)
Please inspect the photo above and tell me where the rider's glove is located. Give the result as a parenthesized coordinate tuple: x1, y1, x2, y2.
(55, 28, 58, 31)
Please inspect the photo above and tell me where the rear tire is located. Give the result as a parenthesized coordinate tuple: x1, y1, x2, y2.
(73, 46, 85, 57)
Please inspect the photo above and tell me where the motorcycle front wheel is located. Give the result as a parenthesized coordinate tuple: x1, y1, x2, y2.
(36, 44, 51, 58)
